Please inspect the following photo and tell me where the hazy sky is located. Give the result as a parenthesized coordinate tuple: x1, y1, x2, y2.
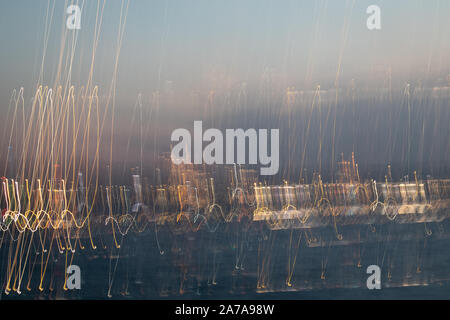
(0, 0, 449, 180)
(0, 0, 449, 105)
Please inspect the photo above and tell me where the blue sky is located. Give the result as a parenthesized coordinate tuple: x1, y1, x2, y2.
(0, 0, 449, 105)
